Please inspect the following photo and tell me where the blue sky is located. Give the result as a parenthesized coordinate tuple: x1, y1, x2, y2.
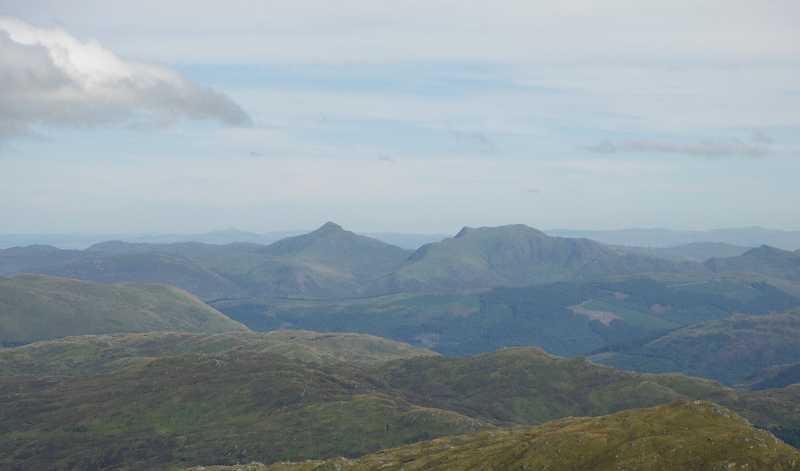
(1, 1, 799, 234)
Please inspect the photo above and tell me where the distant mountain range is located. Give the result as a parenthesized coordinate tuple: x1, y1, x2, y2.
(0, 228, 450, 250)
(0, 222, 698, 301)
(547, 226, 800, 250)
(5, 225, 800, 251)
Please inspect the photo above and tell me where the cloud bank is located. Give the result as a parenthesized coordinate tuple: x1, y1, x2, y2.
(581, 138, 768, 158)
(0, 17, 249, 138)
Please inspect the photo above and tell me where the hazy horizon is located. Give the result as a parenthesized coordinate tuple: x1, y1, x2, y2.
(1, 2, 799, 234)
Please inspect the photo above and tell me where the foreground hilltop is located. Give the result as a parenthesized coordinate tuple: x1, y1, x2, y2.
(3, 338, 800, 469)
(198, 401, 800, 471)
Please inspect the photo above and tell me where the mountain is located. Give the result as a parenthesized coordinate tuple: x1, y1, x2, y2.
(618, 242, 750, 262)
(0, 330, 437, 376)
(0, 274, 247, 344)
(547, 226, 800, 250)
(9, 223, 800, 305)
(706, 245, 800, 281)
(377, 224, 690, 293)
(598, 309, 800, 386)
(206, 401, 800, 471)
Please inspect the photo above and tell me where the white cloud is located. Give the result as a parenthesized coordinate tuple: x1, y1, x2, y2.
(580, 139, 768, 158)
(0, 17, 249, 138)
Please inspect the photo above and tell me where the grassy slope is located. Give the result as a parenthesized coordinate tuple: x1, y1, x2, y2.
(202, 401, 800, 471)
(599, 309, 800, 386)
(0, 274, 247, 343)
(3, 341, 800, 469)
(36, 251, 247, 301)
(370, 347, 800, 431)
(0, 330, 438, 376)
(0, 351, 490, 470)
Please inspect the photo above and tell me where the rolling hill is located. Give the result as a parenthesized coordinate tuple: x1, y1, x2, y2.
(0, 274, 247, 345)
(0, 350, 489, 470)
(0, 330, 437, 376)
(597, 309, 800, 386)
(706, 245, 800, 281)
(2, 337, 800, 469)
(204, 401, 800, 471)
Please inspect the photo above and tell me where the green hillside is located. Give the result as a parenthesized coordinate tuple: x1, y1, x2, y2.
(0, 330, 437, 376)
(204, 401, 800, 471)
(2, 340, 800, 469)
(370, 347, 800, 432)
(0, 274, 247, 344)
(216, 277, 800, 357)
(0, 351, 490, 470)
(598, 309, 800, 386)
(37, 251, 248, 301)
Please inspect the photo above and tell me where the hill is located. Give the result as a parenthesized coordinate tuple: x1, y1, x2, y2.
(2, 340, 800, 469)
(617, 242, 750, 262)
(0, 351, 489, 470)
(369, 347, 800, 431)
(0, 330, 437, 376)
(205, 401, 800, 471)
(706, 245, 800, 281)
(547, 226, 800, 250)
(377, 225, 690, 293)
(0, 274, 247, 344)
(598, 309, 800, 386)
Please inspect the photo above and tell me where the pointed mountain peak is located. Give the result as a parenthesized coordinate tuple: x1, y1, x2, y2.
(313, 221, 344, 235)
(454, 227, 473, 238)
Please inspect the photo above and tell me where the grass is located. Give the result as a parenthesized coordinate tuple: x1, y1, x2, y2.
(0, 274, 247, 344)
(196, 400, 800, 471)
(0, 330, 438, 376)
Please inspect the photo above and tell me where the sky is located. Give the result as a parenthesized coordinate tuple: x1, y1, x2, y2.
(1, 1, 799, 235)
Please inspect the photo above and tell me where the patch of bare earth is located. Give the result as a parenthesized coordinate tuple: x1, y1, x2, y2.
(567, 302, 621, 326)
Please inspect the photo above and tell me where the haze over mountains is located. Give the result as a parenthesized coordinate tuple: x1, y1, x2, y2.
(4, 222, 800, 469)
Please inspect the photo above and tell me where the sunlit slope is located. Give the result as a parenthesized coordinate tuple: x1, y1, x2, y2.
(599, 308, 800, 386)
(0, 274, 247, 343)
(203, 401, 800, 471)
(0, 330, 437, 376)
(0, 351, 490, 470)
